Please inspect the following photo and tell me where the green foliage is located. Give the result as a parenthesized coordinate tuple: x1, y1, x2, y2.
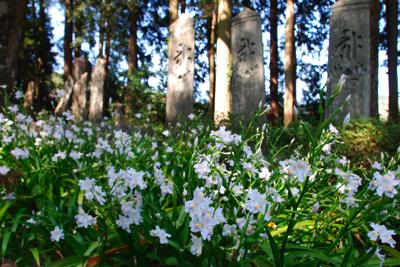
(0, 103, 399, 266)
(339, 118, 400, 164)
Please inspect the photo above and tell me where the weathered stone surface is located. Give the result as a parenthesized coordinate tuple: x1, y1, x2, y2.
(231, 8, 266, 121)
(327, 0, 371, 118)
(166, 13, 194, 124)
(71, 73, 88, 120)
(89, 58, 106, 121)
(55, 76, 74, 114)
(23, 81, 35, 109)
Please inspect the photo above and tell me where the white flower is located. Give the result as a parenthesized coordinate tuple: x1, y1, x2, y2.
(374, 247, 385, 267)
(338, 74, 348, 88)
(15, 91, 23, 99)
(50, 226, 64, 242)
(290, 187, 300, 197)
(160, 181, 174, 197)
(222, 224, 237, 237)
(188, 113, 195, 120)
(162, 130, 170, 137)
(78, 177, 106, 205)
(335, 169, 362, 195)
(11, 148, 29, 159)
(312, 202, 320, 214)
(369, 171, 400, 198)
(371, 161, 382, 170)
(184, 187, 225, 240)
(329, 124, 339, 136)
(75, 207, 96, 228)
(190, 235, 203, 256)
(280, 159, 311, 183)
(2, 193, 15, 201)
(259, 167, 271, 180)
(150, 225, 171, 245)
(0, 166, 10, 175)
(368, 223, 396, 248)
(244, 189, 266, 214)
(210, 126, 242, 145)
(194, 157, 211, 178)
(343, 113, 351, 128)
(52, 151, 66, 161)
(69, 150, 83, 160)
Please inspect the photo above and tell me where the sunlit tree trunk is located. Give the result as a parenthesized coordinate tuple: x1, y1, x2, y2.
(269, 0, 279, 122)
(214, 0, 232, 123)
(284, 0, 296, 127)
(207, 1, 217, 115)
(370, 0, 379, 117)
(64, 0, 73, 80)
(169, 0, 178, 28)
(386, 0, 398, 121)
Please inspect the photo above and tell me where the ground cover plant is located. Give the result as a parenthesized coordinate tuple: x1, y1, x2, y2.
(0, 97, 399, 266)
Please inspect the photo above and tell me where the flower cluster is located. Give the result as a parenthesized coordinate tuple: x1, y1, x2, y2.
(184, 187, 225, 241)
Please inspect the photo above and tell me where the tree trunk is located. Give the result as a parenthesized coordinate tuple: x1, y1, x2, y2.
(179, 0, 186, 13)
(103, 24, 111, 114)
(386, 0, 399, 121)
(284, 0, 296, 127)
(214, 0, 232, 123)
(64, 0, 73, 80)
(126, 3, 139, 117)
(73, 0, 83, 58)
(370, 0, 379, 117)
(169, 0, 178, 28)
(98, 16, 104, 57)
(207, 1, 217, 115)
(0, 0, 28, 99)
(269, 0, 279, 122)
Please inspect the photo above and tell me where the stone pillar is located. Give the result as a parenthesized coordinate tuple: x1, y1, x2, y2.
(327, 0, 372, 118)
(166, 13, 194, 124)
(71, 56, 90, 120)
(231, 8, 266, 121)
(89, 58, 106, 121)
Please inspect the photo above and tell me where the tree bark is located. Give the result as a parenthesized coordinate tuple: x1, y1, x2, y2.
(0, 0, 28, 98)
(98, 15, 104, 57)
(269, 0, 279, 122)
(73, 0, 84, 58)
(64, 0, 73, 80)
(179, 0, 186, 13)
(207, 1, 217, 115)
(169, 0, 178, 28)
(370, 0, 379, 117)
(284, 0, 296, 127)
(103, 22, 111, 114)
(386, 0, 399, 121)
(126, 3, 139, 117)
(214, 0, 232, 123)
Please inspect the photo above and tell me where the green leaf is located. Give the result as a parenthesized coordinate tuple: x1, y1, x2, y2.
(264, 229, 282, 266)
(165, 257, 179, 266)
(381, 245, 400, 259)
(285, 244, 341, 266)
(30, 248, 40, 266)
(1, 230, 11, 256)
(84, 241, 100, 257)
(46, 256, 86, 267)
(0, 202, 12, 222)
(363, 258, 400, 267)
